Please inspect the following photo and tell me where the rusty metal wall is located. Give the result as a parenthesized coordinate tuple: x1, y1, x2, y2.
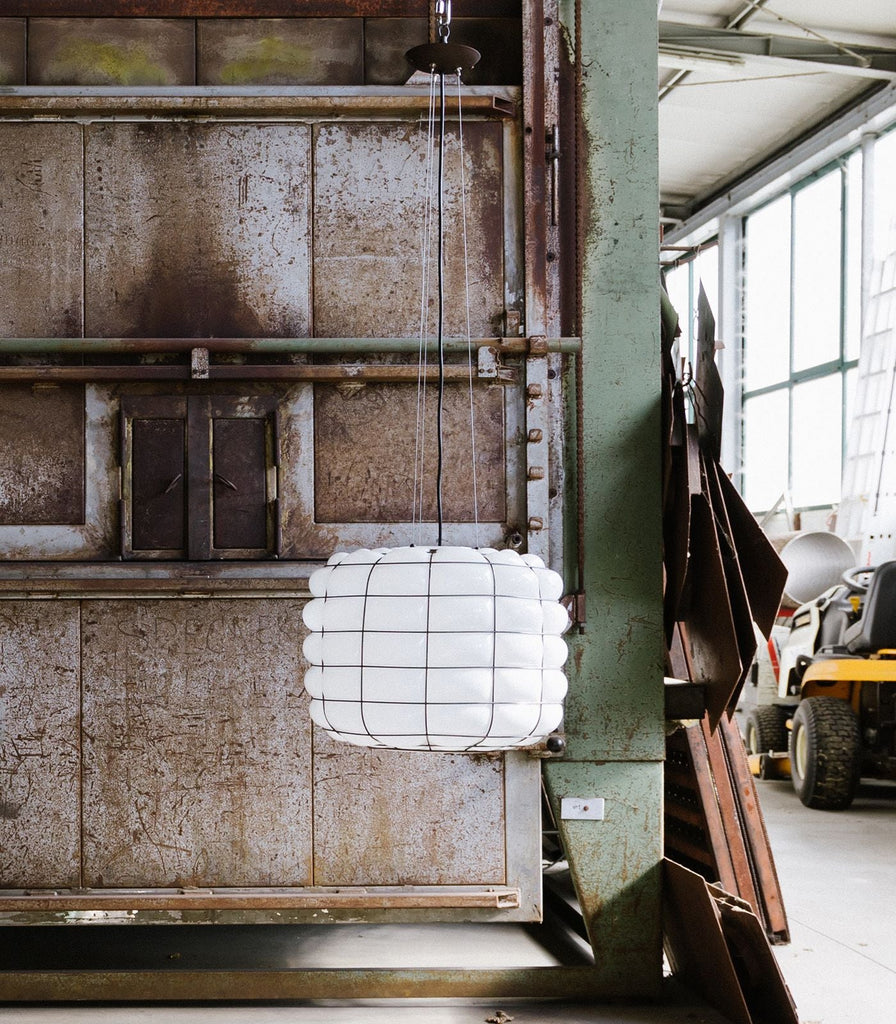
(0, 385, 85, 525)
(312, 121, 504, 338)
(80, 600, 313, 888)
(84, 123, 312, 339)
(0, 123, 82, 338)
(312, 732, 506, 886)
(0, 603, 80, 889)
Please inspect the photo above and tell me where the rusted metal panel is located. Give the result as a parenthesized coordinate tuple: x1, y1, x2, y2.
(131, 417, 186, 551)
(364, 18, 425, 84)
(81, 599, 312, 888)
(0, 19, 25, 85)
(2, 3, 522, 17)
(84, 123, 311, 339)
(0, 602, 80, 889)
(313, 382, 505, 523)
(0, 385, 85, 525)
(198, 18, 362, 85)
(312, 731, 506, 886)
(28, 18, 195, 85)
(312, 121, 504, 338)
(212, 415, 269, 550)
(0, 124, 82, 338)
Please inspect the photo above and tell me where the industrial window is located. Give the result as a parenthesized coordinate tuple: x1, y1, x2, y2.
(120, 395, 279, 560)
(663, 243, 719, 375)
(740, 158, 861, 513)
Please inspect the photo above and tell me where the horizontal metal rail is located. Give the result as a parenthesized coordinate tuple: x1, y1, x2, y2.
(0, 336, 580, 354)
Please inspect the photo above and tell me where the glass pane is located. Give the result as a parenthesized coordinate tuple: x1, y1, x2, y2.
(744, 196, 791, 391)
(743, 390, 789, 512)
(793, 171, 842, 372)
(792, 375, 843, 507)
(845, 151, 862, 361)
(873, 129, 896, 263)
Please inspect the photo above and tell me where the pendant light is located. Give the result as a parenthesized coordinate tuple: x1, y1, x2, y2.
(301, 2, 569, 752)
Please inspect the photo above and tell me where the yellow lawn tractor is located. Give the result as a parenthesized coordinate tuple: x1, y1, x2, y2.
(744, 561, 896, 810)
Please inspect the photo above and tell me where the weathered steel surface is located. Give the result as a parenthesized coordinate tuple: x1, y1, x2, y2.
(3, 3, 521, 16)
(28, 18, 194, 85)
(0, 603, 80, 889)
(198, 18, 362, 85)
(80, 599, 312, 888)
(313, 382, 505, 523)
(84, 123, 311, 339)
(0, 966, 608, 1003)
(364, 18, 424, 85)
(312, 121, 504, 338)
(0, 19, 25, 85)
(0, 123, 82, 338)
(0, 385, 85, 525)
(312, 730, 506, 886)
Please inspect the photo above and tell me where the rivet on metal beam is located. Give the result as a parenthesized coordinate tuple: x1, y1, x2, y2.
(527, 466, 545, 481)
(527, 383, 543, 400)
(527, 517, 544, 531)
(527, 428, 544, 443)
(528, 335, 548, 356)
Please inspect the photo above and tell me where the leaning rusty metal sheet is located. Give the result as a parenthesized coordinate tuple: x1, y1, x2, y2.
(312, 729, 506, 887)
(0, 384, 85, 525)
(0, 123, 83, 338)
(0, 602, 80, 889)
(312, 121, 505, 338)
(84, 123, 311, 338)
(314, 382, 505, 523)
(80, 600, 312, 888)
(27, 18, 195, 85)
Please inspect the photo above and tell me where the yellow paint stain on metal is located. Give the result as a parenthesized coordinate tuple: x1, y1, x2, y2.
(219, 38, 313, 85)
(52, 41, 169, 86)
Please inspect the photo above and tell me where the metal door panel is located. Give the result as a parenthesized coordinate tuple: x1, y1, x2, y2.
(84, 123, 311, 338)
(312, 730, 506, 887)
(213, 416, 269, 550)
(131, 417, 186, 551)
(0, 603, 80, 888)
(81, 599, 312, 888)
(312, 120, 504, 338)
(0, 123, 82, 337)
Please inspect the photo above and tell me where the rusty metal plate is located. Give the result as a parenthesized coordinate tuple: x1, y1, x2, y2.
(198, 18, 362, 85)
(84, 123, 311, 338)
(312, 121, 504, 338)
(28, 18, 195, 85)
(0, 602, 80, 888)
(312, 730, 506, 886)
(0, 124, 83, 338)
(314, 382, 505, 523)
(0, 19, 25, 85)
(81, 599, 312, 888)
(0, 385, 85, 525)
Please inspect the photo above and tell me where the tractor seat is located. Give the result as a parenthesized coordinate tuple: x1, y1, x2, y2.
(843, 561, 896, 654)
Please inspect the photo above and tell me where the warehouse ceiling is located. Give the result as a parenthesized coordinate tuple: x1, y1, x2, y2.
(659, 0, 896, 225)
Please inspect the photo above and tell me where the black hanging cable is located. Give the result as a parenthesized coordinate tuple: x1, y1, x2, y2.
(436, 68, 446, 545)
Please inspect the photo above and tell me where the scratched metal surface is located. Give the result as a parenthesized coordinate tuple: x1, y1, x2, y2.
(80, 600, 312, 888)
(0, 602, 80, 888)
(313, 381, 506, 523)
(84, 123, 311, 339)
(312, 729, 506, 887)
(0, 123, 83, 339)
(312, 120, 505, 338)
(0, 384, 85, 525)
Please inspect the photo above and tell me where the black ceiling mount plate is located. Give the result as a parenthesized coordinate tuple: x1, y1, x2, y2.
(406, 42, 481, 75)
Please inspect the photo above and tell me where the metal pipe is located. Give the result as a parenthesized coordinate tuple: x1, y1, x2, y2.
(0, 337, 580, 354)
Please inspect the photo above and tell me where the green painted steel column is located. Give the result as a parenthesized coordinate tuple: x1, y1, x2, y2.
(544, 0, 663, 997)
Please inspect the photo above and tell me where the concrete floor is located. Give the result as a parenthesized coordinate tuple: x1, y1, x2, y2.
(2, 775, 895, 1023)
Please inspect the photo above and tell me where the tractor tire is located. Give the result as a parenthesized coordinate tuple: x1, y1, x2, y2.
(789, 697, 862, 810)
(744, 706, 788, 757)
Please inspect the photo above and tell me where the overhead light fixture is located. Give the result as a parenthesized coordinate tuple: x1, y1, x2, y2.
(301, 0, 570, 753)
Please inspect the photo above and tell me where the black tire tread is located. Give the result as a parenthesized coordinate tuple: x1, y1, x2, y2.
(790, 697, 861, 810)
(745, 705, 788, 755)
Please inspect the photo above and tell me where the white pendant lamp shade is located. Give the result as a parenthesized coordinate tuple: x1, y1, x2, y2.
(302, 546, 569, 751)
